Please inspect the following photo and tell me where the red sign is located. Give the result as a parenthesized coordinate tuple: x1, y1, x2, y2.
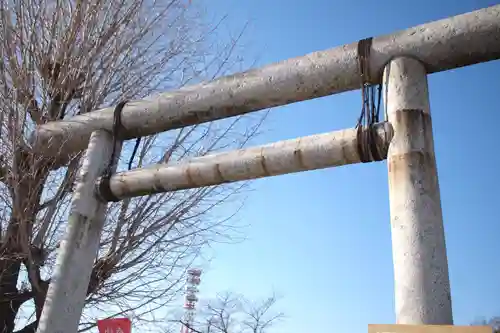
(97, 318, 131, 333)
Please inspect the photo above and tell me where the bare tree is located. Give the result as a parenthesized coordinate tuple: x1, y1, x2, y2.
(181, 292, 283, 333)
(472, 317, 500, 333)
(240, 294, 284, 333)
(0, 1, 263, 332)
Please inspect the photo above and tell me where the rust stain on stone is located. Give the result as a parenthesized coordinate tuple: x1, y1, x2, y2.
(394, 108, 425, 122)
(388, 151, 438, 193)
(260, 154, 270, 176)
(214, 163, 225, 183)
(393, 108, 433, 137)
(152, 172, 167, 193)
(388, 108, 436, 178)
(185, 166, 196, 186)
(343, 137, 358, 165)
(293, 148, 306, 169)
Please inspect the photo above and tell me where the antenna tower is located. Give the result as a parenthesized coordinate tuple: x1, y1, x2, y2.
(180, 268, 202, 333)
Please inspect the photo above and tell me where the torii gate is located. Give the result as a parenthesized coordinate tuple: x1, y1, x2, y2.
(29, 5, 500, 333)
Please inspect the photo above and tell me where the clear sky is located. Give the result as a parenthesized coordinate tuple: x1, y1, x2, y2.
(195, 1, 500, 332)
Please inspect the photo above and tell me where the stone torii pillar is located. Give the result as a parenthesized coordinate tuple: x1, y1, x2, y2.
(37, 130, 120, 333)
(384, 57, 453, 325)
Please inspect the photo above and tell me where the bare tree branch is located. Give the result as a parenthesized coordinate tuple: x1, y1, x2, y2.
(0, 0, 262, 332)
(472, 317, 500, 333)
(190, 292, 283, 333)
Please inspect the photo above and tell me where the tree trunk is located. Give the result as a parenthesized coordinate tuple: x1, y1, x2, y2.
(0, 256, 23, 333)
(0, 150, 50, 333)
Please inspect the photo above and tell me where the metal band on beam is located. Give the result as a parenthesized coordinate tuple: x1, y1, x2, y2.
(30, 5, 500, 158)
(95, 122, 393, 200)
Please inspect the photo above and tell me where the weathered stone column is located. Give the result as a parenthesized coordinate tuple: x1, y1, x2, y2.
(384, 57, 453, 324)
(37, 130, 120, 333)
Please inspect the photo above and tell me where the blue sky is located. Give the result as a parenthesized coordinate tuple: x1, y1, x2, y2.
(195, 1, 500, 332)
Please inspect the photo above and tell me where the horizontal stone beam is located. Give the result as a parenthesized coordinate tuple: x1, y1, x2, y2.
(30, 5, 500, 158)
(96, 122, 393, 200)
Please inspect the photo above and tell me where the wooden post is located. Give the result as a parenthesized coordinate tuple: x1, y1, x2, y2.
(36, 130, 120, 333)
(96, 122, 393, 200)
(30, 5, 500, 158)
(384, 57, 453, 324)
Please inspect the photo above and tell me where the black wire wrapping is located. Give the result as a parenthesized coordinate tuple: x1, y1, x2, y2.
(355, 37, 385, 163)
(96, 100, 141, 202)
